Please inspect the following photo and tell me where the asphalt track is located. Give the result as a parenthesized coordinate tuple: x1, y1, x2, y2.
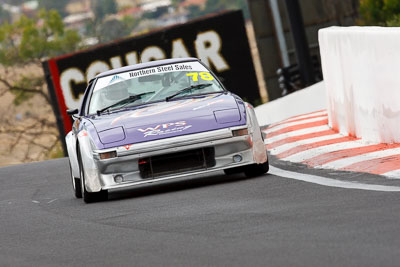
(1, 157, 400, 267)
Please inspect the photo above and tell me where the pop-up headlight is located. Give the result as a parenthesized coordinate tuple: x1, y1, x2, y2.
(214, 109, 240, 124)
(98, 127, 125, 144)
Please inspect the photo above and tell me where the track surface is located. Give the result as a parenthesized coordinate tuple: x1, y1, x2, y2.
(1, 158, 400, 266)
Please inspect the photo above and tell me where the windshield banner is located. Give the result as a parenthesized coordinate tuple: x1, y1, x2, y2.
(94, 61, 208, 91)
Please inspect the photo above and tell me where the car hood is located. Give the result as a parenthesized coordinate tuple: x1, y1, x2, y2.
(87, 93, 247, 149)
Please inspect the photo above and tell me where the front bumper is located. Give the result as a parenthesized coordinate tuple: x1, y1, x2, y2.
(88, 126, 267, 191)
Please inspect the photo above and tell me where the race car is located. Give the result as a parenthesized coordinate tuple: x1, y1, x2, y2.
(66, 57, 268, 203)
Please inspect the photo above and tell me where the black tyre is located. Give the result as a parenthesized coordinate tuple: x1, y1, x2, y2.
(69, 161, 82, 198)
(244, 160, 269, 178)
(78, 150, 108, 203)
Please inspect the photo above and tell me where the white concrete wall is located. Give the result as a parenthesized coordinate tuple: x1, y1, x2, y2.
(255, 81, 326, 126)
(319, 27, 400, 144)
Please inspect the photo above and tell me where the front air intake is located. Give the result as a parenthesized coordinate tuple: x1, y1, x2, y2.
(139, 147, 216, 179)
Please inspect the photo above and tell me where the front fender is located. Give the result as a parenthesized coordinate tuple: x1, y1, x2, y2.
(245, 103, 268, 164)
(65, 131, 79, 178)
(77, 129, 102, 192)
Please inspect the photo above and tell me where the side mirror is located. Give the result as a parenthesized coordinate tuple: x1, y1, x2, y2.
(67, 109, 79, 116)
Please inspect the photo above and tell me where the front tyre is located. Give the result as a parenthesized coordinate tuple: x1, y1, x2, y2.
(244, 160, 269, 178)
(78, 151, 108, 203)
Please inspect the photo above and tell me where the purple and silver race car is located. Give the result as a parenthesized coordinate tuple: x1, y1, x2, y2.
(66, 58, 268, 203)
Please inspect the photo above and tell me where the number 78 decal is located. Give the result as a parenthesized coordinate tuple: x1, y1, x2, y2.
(186, 72, 214, 81)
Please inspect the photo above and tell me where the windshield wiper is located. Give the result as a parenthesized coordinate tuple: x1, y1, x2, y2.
(165, 83, 213, 101)
(97, 91, 154, 115)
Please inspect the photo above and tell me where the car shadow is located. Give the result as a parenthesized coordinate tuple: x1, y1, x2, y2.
(106, 172, 267, 202)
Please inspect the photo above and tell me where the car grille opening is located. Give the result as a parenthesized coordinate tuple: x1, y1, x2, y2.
(139, 147, 216, 179)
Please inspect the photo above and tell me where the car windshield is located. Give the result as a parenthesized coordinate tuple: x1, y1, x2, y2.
(88, 61, 224, 114)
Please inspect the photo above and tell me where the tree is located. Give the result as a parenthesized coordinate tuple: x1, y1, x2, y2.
(38, 0, 70, 18)
(88, 0, 119, 42)
(0, 6, 11, 24)
(359, 0, 400, 25)
(121, 15, 138, 31)
(171, 0, 185, 8)
(98, 19, 130, 42)
(92, 0, 117, 23)
(187, 5, 202, 20)
(87, 0, 138, 43)
(2, 0, 25, 5)
(187, 0, 250, 20)
(0, 9, 81, 163)
(203, 0, 230, 13)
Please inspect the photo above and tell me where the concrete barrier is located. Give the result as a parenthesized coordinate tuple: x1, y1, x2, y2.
(319, 27, 400, 144)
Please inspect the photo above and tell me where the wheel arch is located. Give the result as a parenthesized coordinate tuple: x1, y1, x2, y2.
(66, 131, 80, 179)
(76, 131, 102, 193)
(245, 103, 268, 164)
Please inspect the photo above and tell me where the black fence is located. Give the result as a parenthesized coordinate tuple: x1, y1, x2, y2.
(276, 55, 322, 96)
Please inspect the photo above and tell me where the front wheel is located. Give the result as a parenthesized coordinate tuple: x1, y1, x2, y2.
(244, 161, 269, 178)
(78, 151, 108, 203)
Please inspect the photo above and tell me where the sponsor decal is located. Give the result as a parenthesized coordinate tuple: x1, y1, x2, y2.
(192, 99, 224, 110)
(95, 62, 207, 91)
(78, 130, 88, 137)
(129, 68, 157, 78)
(186, 72, 214, 82)
(108, 75, 124, 84)
(137, 121, 192, 137)
(128, 64, 194, 79)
